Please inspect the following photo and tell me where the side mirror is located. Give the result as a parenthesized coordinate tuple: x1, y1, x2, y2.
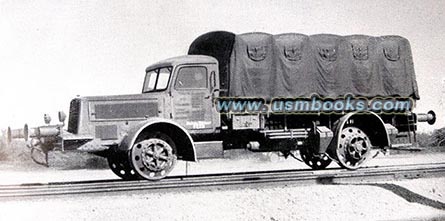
(58, 111, 67, 123)
(44, 114, 51, 125)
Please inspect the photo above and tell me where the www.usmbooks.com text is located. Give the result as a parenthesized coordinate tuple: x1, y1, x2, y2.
(215, 95, 413, 114)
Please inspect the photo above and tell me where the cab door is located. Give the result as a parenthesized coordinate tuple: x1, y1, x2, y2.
(171, 64, 220, 133)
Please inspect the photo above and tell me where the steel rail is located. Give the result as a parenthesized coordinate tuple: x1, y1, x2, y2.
(0, 162, 444, 198)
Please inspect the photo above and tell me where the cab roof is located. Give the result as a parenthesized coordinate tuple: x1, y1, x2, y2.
(145, 55, 218, 72)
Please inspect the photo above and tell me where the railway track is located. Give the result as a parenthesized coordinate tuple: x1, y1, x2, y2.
(0, 162, 444, 198)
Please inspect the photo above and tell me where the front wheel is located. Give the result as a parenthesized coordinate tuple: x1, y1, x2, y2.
(129, 132, 177, 180)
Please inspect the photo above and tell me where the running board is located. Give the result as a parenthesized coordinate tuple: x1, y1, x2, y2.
(390, 143, 425, 151)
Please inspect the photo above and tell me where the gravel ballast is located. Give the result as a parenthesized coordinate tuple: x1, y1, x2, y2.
(0, 143, 444, 220)
(0, 178, 444, 220)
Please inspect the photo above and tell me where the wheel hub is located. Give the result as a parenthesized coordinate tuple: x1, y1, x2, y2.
(347, 137, 367, 159)
(140, 140, 171, 172)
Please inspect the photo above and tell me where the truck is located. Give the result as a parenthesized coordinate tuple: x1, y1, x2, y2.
(7, 31, 436, 180)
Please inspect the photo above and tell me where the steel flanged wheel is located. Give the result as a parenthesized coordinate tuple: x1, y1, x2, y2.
(107, 150, 139, 180)
(130, 137, 177, 180)
(300, 147, 332, 170)
(336, 126, 372, 169)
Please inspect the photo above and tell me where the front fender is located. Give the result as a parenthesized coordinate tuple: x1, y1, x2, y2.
(119, 118, 197, 162)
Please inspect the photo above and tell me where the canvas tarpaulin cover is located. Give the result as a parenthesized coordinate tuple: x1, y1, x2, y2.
(188, 31, 419, 100)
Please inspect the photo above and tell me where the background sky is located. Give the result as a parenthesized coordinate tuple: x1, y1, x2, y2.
(0, 0, 444, 132)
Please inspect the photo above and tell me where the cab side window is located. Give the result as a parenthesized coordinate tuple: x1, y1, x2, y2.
(175, 67, 207, 89)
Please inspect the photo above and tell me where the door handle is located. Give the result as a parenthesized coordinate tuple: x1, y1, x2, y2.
(210, 89, 220, 106)
(205, 89, 219, 99)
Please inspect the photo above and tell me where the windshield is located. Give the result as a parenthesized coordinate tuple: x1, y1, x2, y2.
(143, 67, 172, 92)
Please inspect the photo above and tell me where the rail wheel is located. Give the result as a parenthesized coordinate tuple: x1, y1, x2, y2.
(130, 132, 177, 181)
(335, 126, 372, 169)
(107, 149, 139, 180)
(300, 146, 332, 170)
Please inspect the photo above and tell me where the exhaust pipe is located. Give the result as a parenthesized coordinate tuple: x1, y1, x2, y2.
(416, 110, 436, 125)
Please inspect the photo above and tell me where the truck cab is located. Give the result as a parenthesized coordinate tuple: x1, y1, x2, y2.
(143, 55, 220, 134)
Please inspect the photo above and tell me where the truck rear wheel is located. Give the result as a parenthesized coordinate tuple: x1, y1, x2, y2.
(129, 132, 177, 180)
(335, 126, 372, 169)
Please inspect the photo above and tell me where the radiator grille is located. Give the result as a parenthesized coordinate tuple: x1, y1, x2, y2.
(67, 99, 81, 134)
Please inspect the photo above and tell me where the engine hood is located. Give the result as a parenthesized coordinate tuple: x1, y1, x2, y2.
(68, 93, 167, 136)
(83, 93, 161, 121)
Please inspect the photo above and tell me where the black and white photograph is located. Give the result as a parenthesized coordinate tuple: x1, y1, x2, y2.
(0, 0, 444, 220)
